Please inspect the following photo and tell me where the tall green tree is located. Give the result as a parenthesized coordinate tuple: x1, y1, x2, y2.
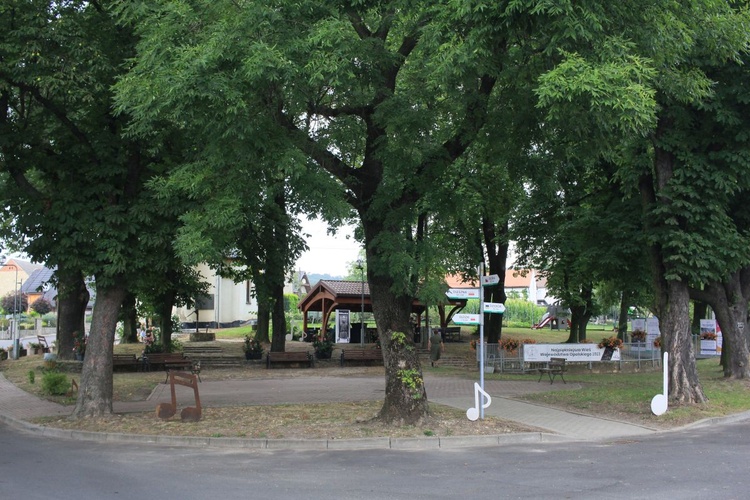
(0, 1, 193, 417)
(529, 0, 750, 403)
(116, 0, 504, 423)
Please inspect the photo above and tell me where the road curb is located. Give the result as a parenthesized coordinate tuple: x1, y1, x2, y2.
(0, 412, 572, 450)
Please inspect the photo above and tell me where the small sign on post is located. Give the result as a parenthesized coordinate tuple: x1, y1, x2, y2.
(481, 274, 500, 286)
(452, 313, 481, 325)
(445, 288, 480, 299)
(483, 302, 506, 314)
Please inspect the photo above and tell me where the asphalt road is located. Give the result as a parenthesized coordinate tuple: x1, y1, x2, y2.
(1, 420, 747, 499)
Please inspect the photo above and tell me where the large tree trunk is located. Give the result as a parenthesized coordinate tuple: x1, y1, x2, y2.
(370, 274, 428, 425)
(659, 280, 707, 403)
(72, 282, 127, 419)
(270, 282, 286, 353)
(364, 219, 429, 425)
(256, 301, 270, 344)
(692, 301, 708, 336)
(55, 266, 89, 360)
(158, 289, 176, 352)
(566, 304, 591, 343)
(643, 135, 706, 404)
(120, 292, 139, 344)
(482, 217, 509, 344)
(691, 270, 750, 379)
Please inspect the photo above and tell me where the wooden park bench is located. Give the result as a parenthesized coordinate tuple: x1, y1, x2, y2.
(537, 357, 567, 384)
(340, 349, 383, 367)
(182, 345, 242, 368)
(112, 353, 139, 371)
(140, 352, 200, 382)
(266, 351, 314, 369)
(37, 335, 51, 353)
(443, 326, 462, 342)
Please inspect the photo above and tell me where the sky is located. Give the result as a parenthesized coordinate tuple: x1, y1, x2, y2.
(295, 217, 362, 277)
(4, 217, 362, 278)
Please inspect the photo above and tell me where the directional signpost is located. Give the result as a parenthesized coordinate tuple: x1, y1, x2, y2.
(445, 288, 480, 300)
(447, 271, 505, 420)
(452, 313, 481, 325)
(483, 302, 506, 314)
(481, 274, 500, 286)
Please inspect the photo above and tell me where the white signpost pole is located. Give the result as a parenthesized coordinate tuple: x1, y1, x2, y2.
(478, 263, 486, 418)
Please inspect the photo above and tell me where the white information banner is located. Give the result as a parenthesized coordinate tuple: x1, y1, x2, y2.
(699, 318, 721, 356)
(523, 343, 621, 362)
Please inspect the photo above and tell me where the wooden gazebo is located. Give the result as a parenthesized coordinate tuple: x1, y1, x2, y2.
(299, 279, 473, 342)
(298, 280, 434, 339)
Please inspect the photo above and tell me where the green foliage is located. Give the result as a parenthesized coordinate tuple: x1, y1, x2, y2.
(27, 370, 35, 385)
(283, 294, 299, 313)
(313, 339, 334, 356)
(397, 369, 424, 400)
(41, 371, 70, 396)
(243, 335, 264, 355)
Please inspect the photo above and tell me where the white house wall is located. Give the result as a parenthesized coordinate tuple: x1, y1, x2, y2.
(174, 263, 258, 328)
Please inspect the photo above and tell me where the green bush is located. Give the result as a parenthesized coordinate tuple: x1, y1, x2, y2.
(41, 371, 70, 395)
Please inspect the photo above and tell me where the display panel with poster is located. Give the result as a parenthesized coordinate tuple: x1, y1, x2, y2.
(700, 319, 721, 356)
(336, 310, 350, 343)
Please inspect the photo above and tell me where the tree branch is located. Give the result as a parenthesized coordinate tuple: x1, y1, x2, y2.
(0, 73, 100, 166)
(346, 9, 372, 39)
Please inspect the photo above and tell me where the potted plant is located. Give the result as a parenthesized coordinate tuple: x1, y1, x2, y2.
(630, 330, 647, 343)
(597, 336, 623, 361)
(28, 342, 42, 355)
(73, 331, 86, 361)
(243, 335, 264, 360)
(313, 338, 334, 360)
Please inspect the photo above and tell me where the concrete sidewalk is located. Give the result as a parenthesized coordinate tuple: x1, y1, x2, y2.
(0, 371, 660, 445)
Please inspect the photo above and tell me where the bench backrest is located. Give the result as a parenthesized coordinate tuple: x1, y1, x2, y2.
(144, 353, 186, 361)
(269, 351, 309, 359)
(37, 335, 49, 348)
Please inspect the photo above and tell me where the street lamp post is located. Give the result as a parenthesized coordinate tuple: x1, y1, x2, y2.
(5, 264, 20, 359)
(356, 259, 365, 346)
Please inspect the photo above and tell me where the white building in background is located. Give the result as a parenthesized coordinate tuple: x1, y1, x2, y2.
(505, 269, 555, 305)
(173, 263, 259, 329)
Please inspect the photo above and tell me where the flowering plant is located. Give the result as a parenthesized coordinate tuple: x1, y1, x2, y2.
(243, 335, 264, 355)
(500, 337, 520, 353)
(470, 339, 477, 350)
(597, 336, 623, 349)
(653, 336, 662, 348)
(72, 331, 86, 355)
(631, 330, 647, 342)
(700, 332, 717, 340)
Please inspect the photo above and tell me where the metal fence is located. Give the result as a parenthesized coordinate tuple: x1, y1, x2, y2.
(478, 342, 665, 374)
(0, 320, 57, 340)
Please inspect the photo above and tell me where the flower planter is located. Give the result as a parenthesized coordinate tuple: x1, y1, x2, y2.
(244, 352, 263, 360)
(315, 351, 332, 360)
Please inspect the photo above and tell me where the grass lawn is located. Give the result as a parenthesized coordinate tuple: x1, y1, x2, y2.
(2, 330, 748, 434)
